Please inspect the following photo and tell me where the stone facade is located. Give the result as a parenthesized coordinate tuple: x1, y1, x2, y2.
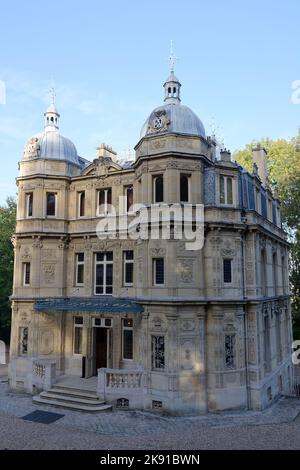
(9, 71, 292, 413)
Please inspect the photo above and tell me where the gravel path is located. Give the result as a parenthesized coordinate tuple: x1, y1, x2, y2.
(1, 381, 300, 450)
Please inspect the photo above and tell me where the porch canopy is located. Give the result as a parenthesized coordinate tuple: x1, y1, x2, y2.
(34, 297, 144, 314)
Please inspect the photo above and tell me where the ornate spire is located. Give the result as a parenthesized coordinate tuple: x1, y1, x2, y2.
(168, 40, 178, 73)
(164, 41, 181, 104)
(44, 87, 60, 131)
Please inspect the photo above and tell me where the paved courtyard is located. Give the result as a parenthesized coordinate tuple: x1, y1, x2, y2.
(1, 371, 300, 450)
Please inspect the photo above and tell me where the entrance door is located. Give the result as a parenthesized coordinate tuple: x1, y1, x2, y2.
(95, 328, 108, 371)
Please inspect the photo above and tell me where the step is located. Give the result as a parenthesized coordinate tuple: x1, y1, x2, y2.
(39, 391, 105, 406)
(33, 395, 112, 413)
(48, 387, 99, 400)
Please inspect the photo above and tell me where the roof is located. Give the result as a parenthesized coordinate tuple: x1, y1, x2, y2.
(140, 103, 206, 139)
(34, 297, 144, 314)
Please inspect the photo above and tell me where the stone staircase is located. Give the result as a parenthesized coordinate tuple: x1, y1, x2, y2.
(33, 384, 112, 413)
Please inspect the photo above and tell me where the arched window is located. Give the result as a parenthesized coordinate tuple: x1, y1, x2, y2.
(173, 87, 176, 93)
(51, 116, 54, 122)
(180, 174, 189, 202)
(154, 175, 164, 203)
(168, 87, 171, 94)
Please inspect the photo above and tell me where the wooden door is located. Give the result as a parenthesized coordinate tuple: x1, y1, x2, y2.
(95, 328, 107, 370)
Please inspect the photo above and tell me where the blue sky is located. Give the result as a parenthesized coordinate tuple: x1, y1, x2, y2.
(0, 0, 299, 204)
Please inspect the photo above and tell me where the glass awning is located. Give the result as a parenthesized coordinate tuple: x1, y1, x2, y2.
(34, 297, 144, 314)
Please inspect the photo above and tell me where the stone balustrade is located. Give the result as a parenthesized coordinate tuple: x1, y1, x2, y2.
(97, 368, 144, 409)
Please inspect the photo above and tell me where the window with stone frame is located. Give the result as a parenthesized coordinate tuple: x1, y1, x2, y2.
(75, 253, 85, 286)
(151, 335, 165, 370)
(97, 188, 112, 216)
(180, 174, 190, 202)
(125, 185, 134, 213)
(123, 250, 134, 286)
(19, 327, 28, 356)
(25, 192, 33, 217)
(22, 262, 31, 286)
(153, 175, 164, 203)
(73, 317, 83, 355)
(219, 175, 233, 205)
(153, 258, 164, 286)
(78, 191, 85, 217)
(223, 258, 232, 284)
(122, 318, 133, 360)
(95, 252, 113, 295)
(224, 334, 235, 369)
(46, 192, 56, 217)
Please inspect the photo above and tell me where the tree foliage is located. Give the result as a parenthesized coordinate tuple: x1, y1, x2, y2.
(0, 197, 16, 342)
(233, 135, 300, 338)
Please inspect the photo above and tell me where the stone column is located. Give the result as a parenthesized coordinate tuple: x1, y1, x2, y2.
(166, 312, 179, 397)
(197, 307, 208, 412)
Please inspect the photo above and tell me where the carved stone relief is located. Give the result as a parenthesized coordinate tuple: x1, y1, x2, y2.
(178, 258, 194, 283)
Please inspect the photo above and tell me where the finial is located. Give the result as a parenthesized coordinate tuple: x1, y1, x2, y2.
(168, 40, 178, 73)
(49, 86, 56, 106)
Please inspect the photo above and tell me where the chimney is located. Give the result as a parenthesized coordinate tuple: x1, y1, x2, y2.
(252, 144, 268, 186)
(220, 148, 231, 162)
(96, 143, 117, 162)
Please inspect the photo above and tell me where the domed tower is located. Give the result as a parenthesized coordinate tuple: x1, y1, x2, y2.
(10, 97, 83, 391)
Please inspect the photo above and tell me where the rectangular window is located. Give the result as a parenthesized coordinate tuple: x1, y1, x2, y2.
(73, 317, 83, 355)
(97, 188, 112, 216)
(23, 262, 31, 286)
(152, 336, 165, 370)
(78, 191, 85, 217)
(153, 258, 164, 286)
(122, 318, 133, 360)
(223, 259, 232, 284)
(220, 175, 233, 205)
(180, 174, 190, 202)
(225, 334, 235, 369)
(153, 175, 164, 203)
(95, 252, 113, 295)
(125, 185, 133, 213)
(19, 327, 28, 356)
(123, 250, 134, 286)
(26, 192, 33, 217)
(75, 253, 85, 285)
(256, 188, 261, 214)
(261, 249, 267, 296)
(46, 192, 56, 216)
(268, 199, 272, 221)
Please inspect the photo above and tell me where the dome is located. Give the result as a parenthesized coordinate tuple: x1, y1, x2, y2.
(39, 130, 79, 164)
(22, 99, 80, 166)
(140, 70, 206, 140)
(140, 103, 206, 139)
(23, 130, 80, 166)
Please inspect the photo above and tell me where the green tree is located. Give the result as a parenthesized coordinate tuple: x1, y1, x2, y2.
(233, 136, 300, 338)
(0, 197, 16, 343)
